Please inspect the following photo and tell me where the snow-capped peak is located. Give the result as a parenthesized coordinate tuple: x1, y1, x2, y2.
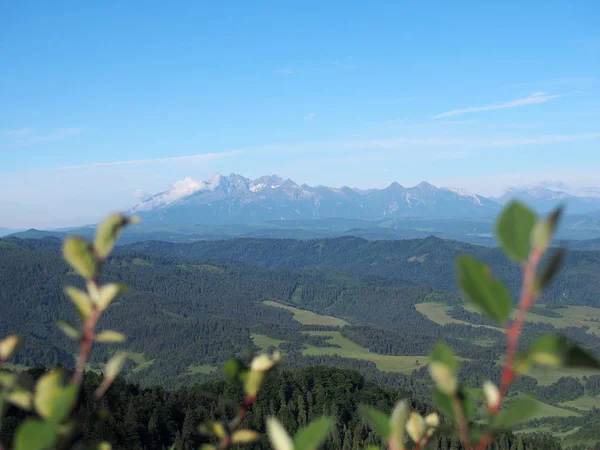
(446, 187, 483, 205)
(131, 173, 224, 212)
(250, 174, 285, 191)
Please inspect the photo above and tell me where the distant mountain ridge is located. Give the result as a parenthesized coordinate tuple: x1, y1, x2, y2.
(494, 186, 600, 214)
(131, 173, 501, 224)
(0, 227, 20, 238)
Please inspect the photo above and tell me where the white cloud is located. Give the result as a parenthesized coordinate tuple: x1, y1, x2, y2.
(0, 128, 34, 138)
(29, 128, 83, 143)
(132, 173, 225, 212)
(50, 150, 244, 171)
(1, 128, 83, 146)
(435, 170, 600, 197)
(273, 69, 294, 75)
(304, 112, 316, 121)
(433, 92, 565, 119)
(133, 189, 150, 200)
(505, 77, 596, 89)
(252, 132, 600, 155)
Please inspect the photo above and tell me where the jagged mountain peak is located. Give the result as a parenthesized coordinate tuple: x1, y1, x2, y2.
(386, 182, 406, 190)
(131, 173, 500, 224)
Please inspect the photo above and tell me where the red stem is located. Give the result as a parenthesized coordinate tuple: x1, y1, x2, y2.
(473, 247, 545, 450)
(414, 434, 433, 450)
(218, 395, 256, 450)
(495, 248, 543, 409)
(71, 305, 101, 387)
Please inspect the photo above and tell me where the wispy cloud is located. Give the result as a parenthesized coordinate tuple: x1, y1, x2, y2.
(437, 169, 600, 198)
(506, 77, 596, 89)
(29, 128, 83, 143)
(252, 132, 600, 155)
(1, 127, 83, 146)
(0, 128, 34, 138)
(50, 150, 244, 171)
(433, 92, 565, 119)
(273, 69, 294, 75)
(304, 112, 316, 121)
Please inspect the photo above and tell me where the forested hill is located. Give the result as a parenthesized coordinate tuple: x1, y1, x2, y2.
(0, 366, 564, 450)
(121, 236, 600, 307)
(4, 235, 600, 446)
(0, 236, 462, 383)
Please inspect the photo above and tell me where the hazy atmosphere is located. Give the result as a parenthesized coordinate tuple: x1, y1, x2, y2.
(1, 2, 599, 228)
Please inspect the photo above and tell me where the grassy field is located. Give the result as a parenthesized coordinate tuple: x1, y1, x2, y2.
(560, 394, 600, 412)
(1, 362, 29, 372)
(263, 301, 349, 327)
(129, 352, 155, 374)
(524, 305, 600, 336)
(529, 365, 599, 385)
(513, 394, 581, 420)
(415, 303, 501, 331)
(185, 364, 217, 375)
(420, 302, 600, 338)
(252, 332, 286, 350)
(415, 303, 465, 325)
(301, 330, 427, 373)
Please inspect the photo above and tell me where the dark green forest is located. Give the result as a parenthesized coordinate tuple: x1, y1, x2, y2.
(2, 234, 600, 448)
(0, 366, 567, 450)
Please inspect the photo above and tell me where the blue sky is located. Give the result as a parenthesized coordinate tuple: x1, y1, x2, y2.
(1, 1, 599, 228)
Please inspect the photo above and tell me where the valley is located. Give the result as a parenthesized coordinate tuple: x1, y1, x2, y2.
(3, 234, 600, 446)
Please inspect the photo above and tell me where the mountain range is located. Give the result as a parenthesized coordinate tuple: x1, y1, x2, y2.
(130, 173, 600, 225)
(8, 174, 600, 246)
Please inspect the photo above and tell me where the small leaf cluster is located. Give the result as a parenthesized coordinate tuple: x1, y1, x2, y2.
(0, 213, 138, 450)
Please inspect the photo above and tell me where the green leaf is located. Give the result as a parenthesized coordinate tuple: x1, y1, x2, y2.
(0, 334, 20, 360)
(14, 419, 57, 450)
(95, 213, 139, 260)
(535, 248, 566, 295)
(430, 342, 458, 372)
(57, 321, 81, 340)
(523, 334, 600, 370)
(34, 370, 62, 420)
(104, 352, 129, 381)
(243, 369, 264, 398)
(433, 388, 456, 422)
(223, 358, 244, 381)
(429, 342, 459, 394)
(96, 331, 126, 343)
(267, 417, 294, 450)
(96, 283, 129, 311)
(531, 206, 563, 251)
(231, 429, 261, 444)
(7, 389, 32, 410)
(64, 287, 93, 318)
(294, 417, 332, 450)
(494, 397, 538, 429)
(406, 412, 426, 443)
(359, 406, 390, 439)
(565, 345, 600, 369)
(495, 201, 537, 261)
(51, 384, 78, 424)
(0, 371, 17, 388)
(458, 387, 476, 422)
(389, 400, 408, 446)
(62, 237, 97, 279)
(456, 255, 513, 324)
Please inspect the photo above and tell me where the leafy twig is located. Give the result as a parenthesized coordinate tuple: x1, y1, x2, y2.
(72, 296, 102, 387)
